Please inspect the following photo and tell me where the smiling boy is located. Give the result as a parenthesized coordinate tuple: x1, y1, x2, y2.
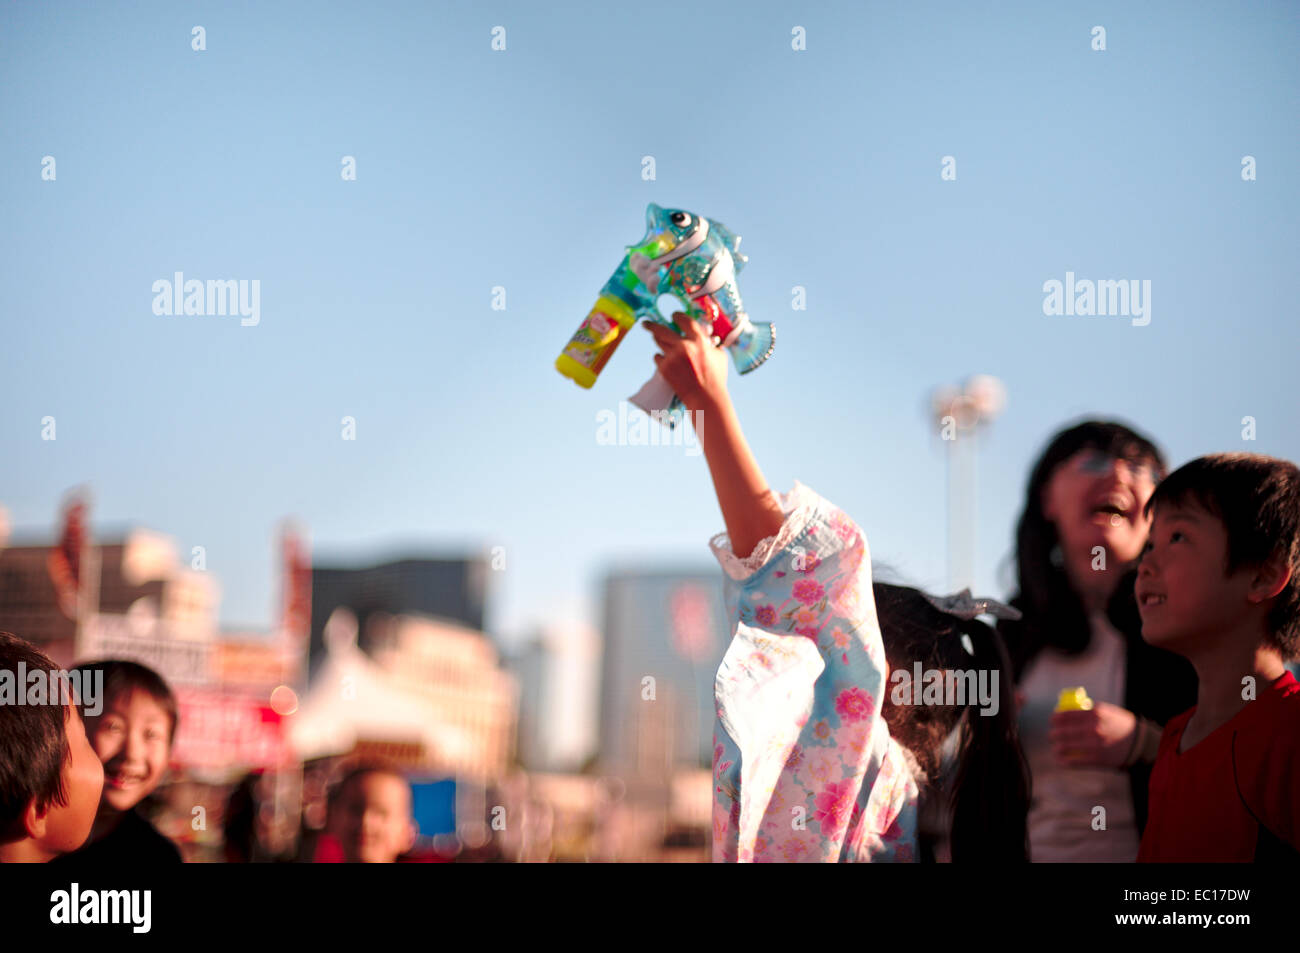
(1135, 453, 1300, 861)
(52, 660, 183, 864)
(324, 764, 419, 863)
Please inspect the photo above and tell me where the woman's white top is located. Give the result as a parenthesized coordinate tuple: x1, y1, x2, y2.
(1017, 611, 1140, 862)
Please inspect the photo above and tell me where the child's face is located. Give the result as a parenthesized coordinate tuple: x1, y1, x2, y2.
(45, 705, 104, 853)
(334, 773, 417, 863)
(1137, 503, 1250, 652)
(86, 689, 173, 812)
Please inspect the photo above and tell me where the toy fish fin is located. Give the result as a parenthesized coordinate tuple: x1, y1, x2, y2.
(708, 221, 747, 272)
(729, 320, 774, 374)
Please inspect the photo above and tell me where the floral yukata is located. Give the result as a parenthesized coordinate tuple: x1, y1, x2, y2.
(709, 481, 918, 862)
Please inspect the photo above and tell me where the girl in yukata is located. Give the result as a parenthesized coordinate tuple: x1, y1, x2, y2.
(644, 314, 1030, 862)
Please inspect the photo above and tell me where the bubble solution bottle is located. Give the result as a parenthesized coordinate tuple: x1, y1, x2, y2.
(1055, 686, 1094, 712)
(555, 259, 643, 389)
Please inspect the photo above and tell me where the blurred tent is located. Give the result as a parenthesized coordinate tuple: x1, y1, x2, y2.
(288, 608, 471, 766)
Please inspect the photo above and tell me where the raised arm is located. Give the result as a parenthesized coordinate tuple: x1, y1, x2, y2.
(643, 312, 785, 558)
(645, 311, 917, 863)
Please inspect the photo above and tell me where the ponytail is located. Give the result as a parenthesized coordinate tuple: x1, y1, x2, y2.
(873, 582, 1031, 861)
(947, 619, 1031, 862)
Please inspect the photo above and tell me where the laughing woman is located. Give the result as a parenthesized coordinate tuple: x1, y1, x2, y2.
(997, 422, 1198, 861)
(645, 314, 1029, 862)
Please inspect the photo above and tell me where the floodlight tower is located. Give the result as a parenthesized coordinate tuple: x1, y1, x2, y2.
(929, 376, 1006, 592)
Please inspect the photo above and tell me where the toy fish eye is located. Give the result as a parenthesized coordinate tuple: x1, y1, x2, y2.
(670, 211, 692, 228)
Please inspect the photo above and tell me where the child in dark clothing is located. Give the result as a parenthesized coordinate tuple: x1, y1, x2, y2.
(1135, 453, 1300, 861)
(53, 660, 183, 864)
(0, 632, 105, 862)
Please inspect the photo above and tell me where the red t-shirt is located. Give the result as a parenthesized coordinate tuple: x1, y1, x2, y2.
(1138, 669, 1300, 862)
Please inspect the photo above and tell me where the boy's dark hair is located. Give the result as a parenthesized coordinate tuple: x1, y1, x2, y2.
(71, 659, 179, 743)
(331, 761, 410, 803)
(1144, 452, 1300, 659)
(1005, 419, 1166, 676)
(874, 584, 1030, 862)
(0, 632, 72, 834)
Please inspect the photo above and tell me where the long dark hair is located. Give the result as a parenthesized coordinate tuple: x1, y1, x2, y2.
(874, 583, 1030, 862)
(1001, 420, 1166, 679)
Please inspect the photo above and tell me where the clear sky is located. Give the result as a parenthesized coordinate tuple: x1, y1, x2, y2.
(4, 1, 1297, 652)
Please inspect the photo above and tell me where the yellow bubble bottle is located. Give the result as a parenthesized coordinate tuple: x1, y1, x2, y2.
(555, 294, 637, 389)
(1055, 686, 1094, 712)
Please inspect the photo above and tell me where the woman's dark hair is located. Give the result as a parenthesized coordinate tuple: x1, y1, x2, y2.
(1003, 419, 1166, 678)
(874, 584, 1030, 862)
(329, 761, 408, 803)
(223, 772, 260, 863)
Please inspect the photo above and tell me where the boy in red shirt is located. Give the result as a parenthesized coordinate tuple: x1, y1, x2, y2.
(1135, 453, 1300, 861)
(320, 764, 419, 863)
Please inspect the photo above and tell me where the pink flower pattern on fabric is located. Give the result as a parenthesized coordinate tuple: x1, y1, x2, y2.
(814, 779, 856, 835)
(708, 481, 919, 863)
(792, 578, 825, 605)
(835, 686, 874, 724)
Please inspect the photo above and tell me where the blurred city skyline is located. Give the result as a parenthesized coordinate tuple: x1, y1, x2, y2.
(4, 0, 1297, 670)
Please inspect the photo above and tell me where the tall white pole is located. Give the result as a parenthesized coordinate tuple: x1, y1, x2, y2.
(933, 377, 1004, 595)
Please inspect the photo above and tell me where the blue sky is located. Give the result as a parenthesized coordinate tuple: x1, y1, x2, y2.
(3, 0, 1297, 651)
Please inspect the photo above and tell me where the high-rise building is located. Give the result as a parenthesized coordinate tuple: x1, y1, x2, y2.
(598, 569, 730, 775)
(308, 556, 490, 678)
(509, 637, 549, 771)
(507, 620, 599, 773)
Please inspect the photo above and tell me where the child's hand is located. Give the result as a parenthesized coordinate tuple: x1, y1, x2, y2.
(643, 311, 730, 413)
(1048, 702, 1138, 768)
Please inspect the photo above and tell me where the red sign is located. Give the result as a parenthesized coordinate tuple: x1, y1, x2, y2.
(212, 640, 290, 690)
(172, 688, 290, 771)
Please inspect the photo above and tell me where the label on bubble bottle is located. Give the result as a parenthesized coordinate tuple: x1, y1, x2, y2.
(556, 295, 636, 388)
(565, 310, 620, 369)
